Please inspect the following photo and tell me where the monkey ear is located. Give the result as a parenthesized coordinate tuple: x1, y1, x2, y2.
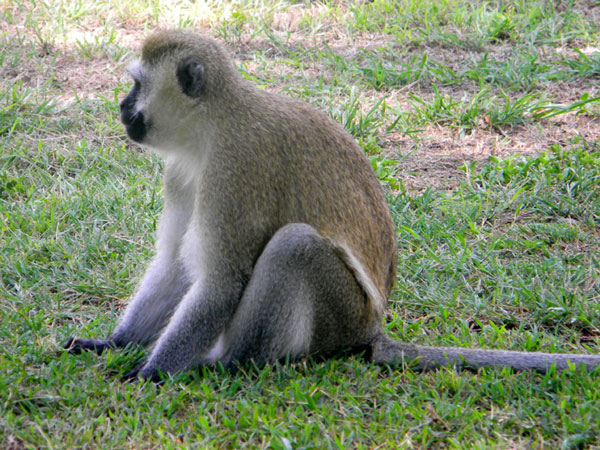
(176, 57, 205, 98)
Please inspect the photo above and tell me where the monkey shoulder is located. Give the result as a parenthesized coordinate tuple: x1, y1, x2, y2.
(236, 90, 368, 167)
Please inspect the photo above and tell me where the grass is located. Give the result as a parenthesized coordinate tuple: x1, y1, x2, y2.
(1, 0, 600, 448)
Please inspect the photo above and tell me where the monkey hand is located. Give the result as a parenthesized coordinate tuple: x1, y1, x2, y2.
(121, 363, 165, 384)
(64, 337, 116, 355)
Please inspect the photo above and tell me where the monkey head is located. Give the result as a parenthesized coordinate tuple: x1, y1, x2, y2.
(119, 30, 238, 154)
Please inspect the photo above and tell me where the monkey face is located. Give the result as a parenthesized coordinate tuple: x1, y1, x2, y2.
(120, 78, 148, 143)
(119, 56, 215, 155)
(118, 31, 245, 155)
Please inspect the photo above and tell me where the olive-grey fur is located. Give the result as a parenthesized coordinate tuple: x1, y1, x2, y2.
(65, 30, 600, 380)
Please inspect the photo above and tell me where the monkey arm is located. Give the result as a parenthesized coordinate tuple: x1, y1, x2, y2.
(65, 191, 194, 353)
(133, 276, 244, 380)
(64, 256, 189, 354)
(370, 334, 600, 372)
(108, 257, 191, 347)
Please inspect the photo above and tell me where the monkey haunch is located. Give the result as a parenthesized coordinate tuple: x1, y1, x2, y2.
(65, 31, 600, 381)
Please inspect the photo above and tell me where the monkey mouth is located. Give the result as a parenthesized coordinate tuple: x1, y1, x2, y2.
(121, 111, 148, 143)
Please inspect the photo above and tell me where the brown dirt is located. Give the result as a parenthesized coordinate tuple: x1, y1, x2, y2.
(388, 113, 600, 192)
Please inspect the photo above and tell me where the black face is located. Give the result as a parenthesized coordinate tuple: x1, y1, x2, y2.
(120, 80, 148, 142)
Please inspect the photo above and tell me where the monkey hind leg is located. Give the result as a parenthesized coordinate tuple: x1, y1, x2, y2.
(209, 223, 379, 367)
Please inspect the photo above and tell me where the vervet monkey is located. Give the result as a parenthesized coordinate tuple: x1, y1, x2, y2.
(65, 31, 600, 381)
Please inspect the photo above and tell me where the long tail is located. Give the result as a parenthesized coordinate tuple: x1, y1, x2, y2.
(370, 334, 600, 372)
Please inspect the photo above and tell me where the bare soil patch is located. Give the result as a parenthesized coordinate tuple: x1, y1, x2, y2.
(387, 113, 600, 192)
